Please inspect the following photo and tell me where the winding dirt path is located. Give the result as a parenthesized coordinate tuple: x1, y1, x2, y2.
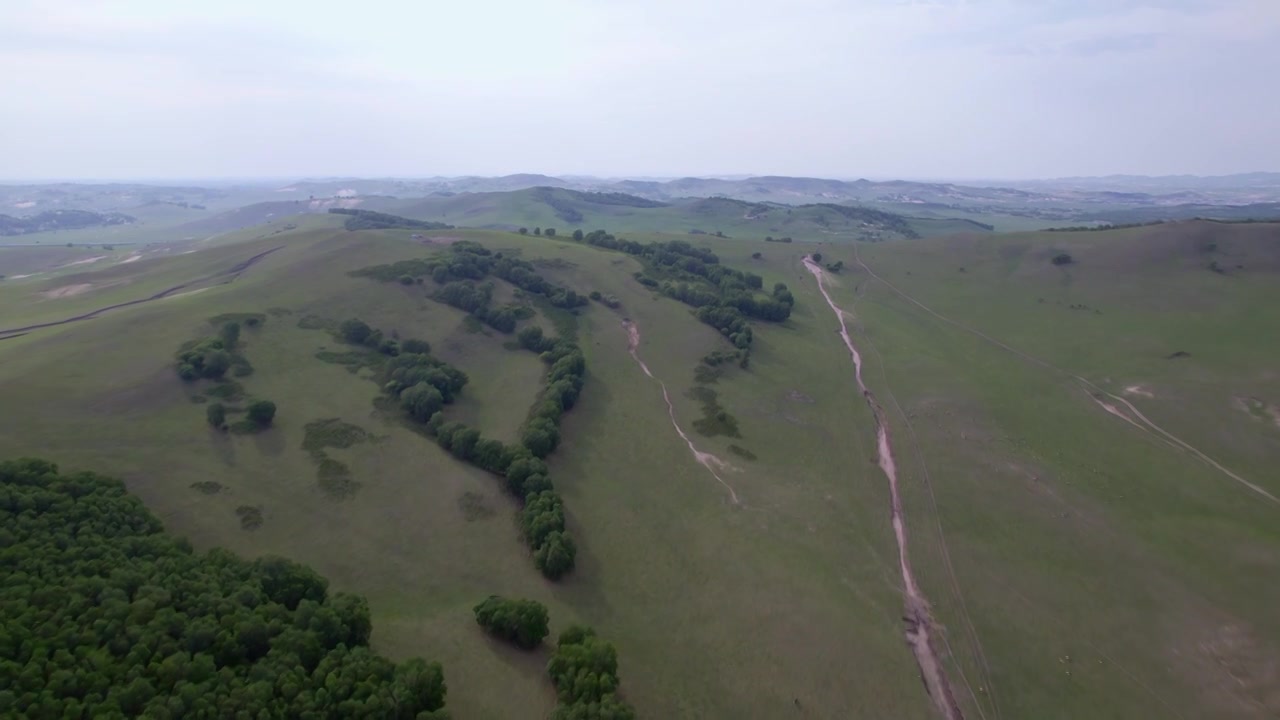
(622, 319, 741, 505)
(0, 246, 283, 339)
(803, 256, 965, 720)
(849, 246, 1278, 506)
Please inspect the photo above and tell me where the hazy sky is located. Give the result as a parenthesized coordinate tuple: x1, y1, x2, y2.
(3, 0, 1278, 180)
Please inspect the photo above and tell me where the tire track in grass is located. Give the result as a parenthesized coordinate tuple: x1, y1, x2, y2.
(0, 246, 284, 339)
(851, 246, 1278, 507)
(621, 319, 741, 505)
(803, 256, 965, 720)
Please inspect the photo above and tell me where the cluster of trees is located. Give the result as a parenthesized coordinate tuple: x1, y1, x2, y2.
(334, 313, 581, 580)
(565, 231, 795, 356)
(328, 208, 453, 232)
(175, 321, 253, 381)
(588, 290, 621, 308)
(812, 203, 920, 238)
(547, 626, 635, 720)
(352, 242, 588, 314)
(472, 596, 550, 650)
(516, 227, 557, 237)
(412, 327, 584, 580)
(0, 458, 449, 718)
(434, 280, 530, 333)
(764, 236, 794, 243)
(346, 245, 596, 581)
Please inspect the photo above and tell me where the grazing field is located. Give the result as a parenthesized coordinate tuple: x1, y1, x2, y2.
(1, 218, 1277, 718)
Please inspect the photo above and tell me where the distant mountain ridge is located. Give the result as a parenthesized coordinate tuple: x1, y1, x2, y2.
(276, 172, 1280, 211)
(0, 209, 134, 236)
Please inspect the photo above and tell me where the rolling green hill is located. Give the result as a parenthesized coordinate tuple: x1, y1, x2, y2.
(394, 186, 995, 241)
(1, 218, 1278, 718)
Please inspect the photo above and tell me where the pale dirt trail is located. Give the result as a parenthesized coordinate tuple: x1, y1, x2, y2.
(803, 257, 965, 720)
(622, 320, 741, 505)
(850, 246, 1278, 507)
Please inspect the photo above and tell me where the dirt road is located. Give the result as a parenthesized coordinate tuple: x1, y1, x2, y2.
(803, 256, 965, 720)
(849, 246, 1276, 506)
(0, 246, 283, 339)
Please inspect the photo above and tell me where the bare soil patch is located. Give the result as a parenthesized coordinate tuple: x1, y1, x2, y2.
(41, 283, 94, 299)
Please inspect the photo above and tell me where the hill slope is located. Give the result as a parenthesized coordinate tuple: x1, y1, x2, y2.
(396, 186, 994, 240)
(1, 219, 1278, 718)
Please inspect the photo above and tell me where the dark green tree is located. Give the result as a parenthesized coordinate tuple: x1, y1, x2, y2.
(473, 595, 550, 650)
(202, 349, 232, 379)
(219, 321, 241, 348)
(206, 403, 226, 429)
(247, 400, 277, 427)
(534, 531, 577, 580)
(401, 382, 445, 422)
(339, 318, 373, 345)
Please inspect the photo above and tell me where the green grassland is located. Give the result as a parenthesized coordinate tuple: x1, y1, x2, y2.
(2, 218, 1277, 718)
(0, 224, 936, 718)
(392, 186, 995, 242)
(807, 221, 1280, 718)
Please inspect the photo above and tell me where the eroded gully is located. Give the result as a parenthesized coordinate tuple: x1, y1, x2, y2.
(803, 256, 965, 720)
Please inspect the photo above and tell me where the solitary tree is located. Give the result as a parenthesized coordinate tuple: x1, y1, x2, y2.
(339, 318, 373, 345)
(247, 400, 277, 427)
(572, 229, 584, 241)
(544, 228, 556, 237)
(206, 403, 227, 429)
(473, 596, 550, 650)
(812, 252, 823, 263)
(518, 227, 529, 235)
(534, 227, 542, 236)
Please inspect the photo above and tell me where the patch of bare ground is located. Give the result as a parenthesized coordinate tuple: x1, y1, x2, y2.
(1232, 397, 1280, 430)
(40, 283, 94, 299)
(1123, 384, 1154, 399)
(1172, 621, 1280, 717)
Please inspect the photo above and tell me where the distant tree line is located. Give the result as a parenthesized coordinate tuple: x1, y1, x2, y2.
(810, 203, 921, 239)
(567, 230, 796, 366)
(328, 208, 453, 232)
(0, 210, 135, 236)
(1045, 220, 1167, 232)
(0, 458, 449, 719)
(529, 186, 667, 224)
(351, 242, 588, 337)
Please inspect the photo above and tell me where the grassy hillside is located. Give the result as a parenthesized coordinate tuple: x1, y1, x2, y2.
(2, 219, 1278, 718)
(806, 220, 1280, 719)
(396, 186, 995, 241)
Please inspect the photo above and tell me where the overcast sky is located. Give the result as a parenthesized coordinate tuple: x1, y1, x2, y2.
(3, 0, 1278, 180)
